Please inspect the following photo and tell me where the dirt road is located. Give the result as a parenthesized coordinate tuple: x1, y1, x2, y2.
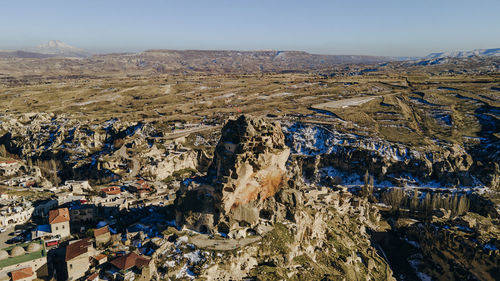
(163, 125, 222, 140)
(189, 234, 261, 251)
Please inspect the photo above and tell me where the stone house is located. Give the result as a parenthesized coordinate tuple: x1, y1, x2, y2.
(107, 252, 154, 281)
(69, 205, 96, 223)
(94, 226, 111, 247)
(49, 208, 71, 239)
(63, 180, 92, 193)
(32, 199, 58, 219)
(65, 238, 95, 281)
(101, 186, 121, 196)
(128, 180, 152, 197)
(91, 253, 108, 267)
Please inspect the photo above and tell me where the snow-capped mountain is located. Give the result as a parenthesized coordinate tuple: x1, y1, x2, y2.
(424, 48, 500, 59)
(25, 40, 91, 58)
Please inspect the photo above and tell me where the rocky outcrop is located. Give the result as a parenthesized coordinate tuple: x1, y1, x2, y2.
(141, 145, 207, 181)
(208, 115, 290, 215)
(175, 115, 290, 231)
(195, 185, 394, 280)
(173, 116, 394, 281)
(0, 113, 205, 183)
(284, 122, 498, 188)
(401, 219, 499, 281)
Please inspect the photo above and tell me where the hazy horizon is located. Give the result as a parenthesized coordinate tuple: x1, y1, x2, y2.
(1, 0, 500, 57)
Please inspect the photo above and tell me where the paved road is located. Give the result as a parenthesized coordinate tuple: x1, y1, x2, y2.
(189, 235, 261, 251)
(0, 226, 16, 249)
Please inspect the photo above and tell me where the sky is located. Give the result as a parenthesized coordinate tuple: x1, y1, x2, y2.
(0, 0, 499, 56)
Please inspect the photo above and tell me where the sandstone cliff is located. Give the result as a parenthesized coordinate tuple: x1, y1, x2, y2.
(208, 115, 290, 218)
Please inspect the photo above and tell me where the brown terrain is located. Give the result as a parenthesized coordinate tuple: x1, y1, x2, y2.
(0, 51, 498, 280)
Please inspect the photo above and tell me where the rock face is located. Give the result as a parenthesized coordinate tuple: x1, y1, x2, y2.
(392, 217, 500, 281)
(284, 122, 499, 189)
(208, 115, 290, 215)
(0, 113, 207, 184)
(175, 115, 290, 232)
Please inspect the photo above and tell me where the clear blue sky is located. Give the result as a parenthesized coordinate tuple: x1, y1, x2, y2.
(1, 0, 499, 56)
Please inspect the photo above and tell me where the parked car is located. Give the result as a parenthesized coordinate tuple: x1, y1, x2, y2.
(7, 236, 24, 244)
(0, 227, 6, 233)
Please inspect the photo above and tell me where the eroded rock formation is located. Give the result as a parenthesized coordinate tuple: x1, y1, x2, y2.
(175, 115, 291, 231)
(208, 115, 290, 215)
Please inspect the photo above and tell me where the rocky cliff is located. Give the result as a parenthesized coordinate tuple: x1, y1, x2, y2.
(209, 115, 290, 217)
(0, 113, 204, 183)
(283, 122, 499, 189)
(173, 115, 395, 280)
(175, 115, 291, 232)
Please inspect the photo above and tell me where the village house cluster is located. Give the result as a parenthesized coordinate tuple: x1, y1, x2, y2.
(0, 156, 182, 281)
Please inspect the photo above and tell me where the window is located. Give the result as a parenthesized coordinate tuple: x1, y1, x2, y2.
(62, 225, 65, 229)
(56, 227, 58, 231)
(70, 264, 72, 269)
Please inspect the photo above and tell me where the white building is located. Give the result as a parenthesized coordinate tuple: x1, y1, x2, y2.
(0, 160, 21, 177)
(0, 203, 34, 229)
(63, 180, 92, 193)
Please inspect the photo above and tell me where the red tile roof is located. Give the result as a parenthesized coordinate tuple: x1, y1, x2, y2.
(49, 208, 70, 224)
(94, 253, 107, 261)
(94, 226, 110, 237)
(65, 238, 92, 261)
(110, 252, 150, 271)
(87, 272, 99, 281)
(10, 267, 33, 281)
(101, 186, 121, 195)
(136, 180, 150, 189)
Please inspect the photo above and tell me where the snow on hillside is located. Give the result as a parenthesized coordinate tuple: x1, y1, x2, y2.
(425, 48, 500, 59)
(25, 40, 91, 58)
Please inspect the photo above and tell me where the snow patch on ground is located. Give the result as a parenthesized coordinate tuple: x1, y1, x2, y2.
(283, 122, 416, 162)
(484, 243, 499, 251)
(176, 264, 197, 279)
(270, 92, 293, 98)
(184, 250, 203, 264)
(404, 238, 421, 248)
(408, 254, 432, 281)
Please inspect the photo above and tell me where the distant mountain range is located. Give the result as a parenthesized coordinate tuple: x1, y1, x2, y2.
(2, 40, 499, 62)
(424, 48, 500, 59)
(0, 41, 499, 76)
(0, 50, 56, 59)
(23, 40, 92, 58)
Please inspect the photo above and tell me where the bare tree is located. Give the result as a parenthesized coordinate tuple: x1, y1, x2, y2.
(423, 192, 432, 218)
(382, 188, 405, 213)
(410, 189, 419, 213)
(0, 144, 6, 157)
(361, 171, 374, 200)
(457, 195, 470, 216)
